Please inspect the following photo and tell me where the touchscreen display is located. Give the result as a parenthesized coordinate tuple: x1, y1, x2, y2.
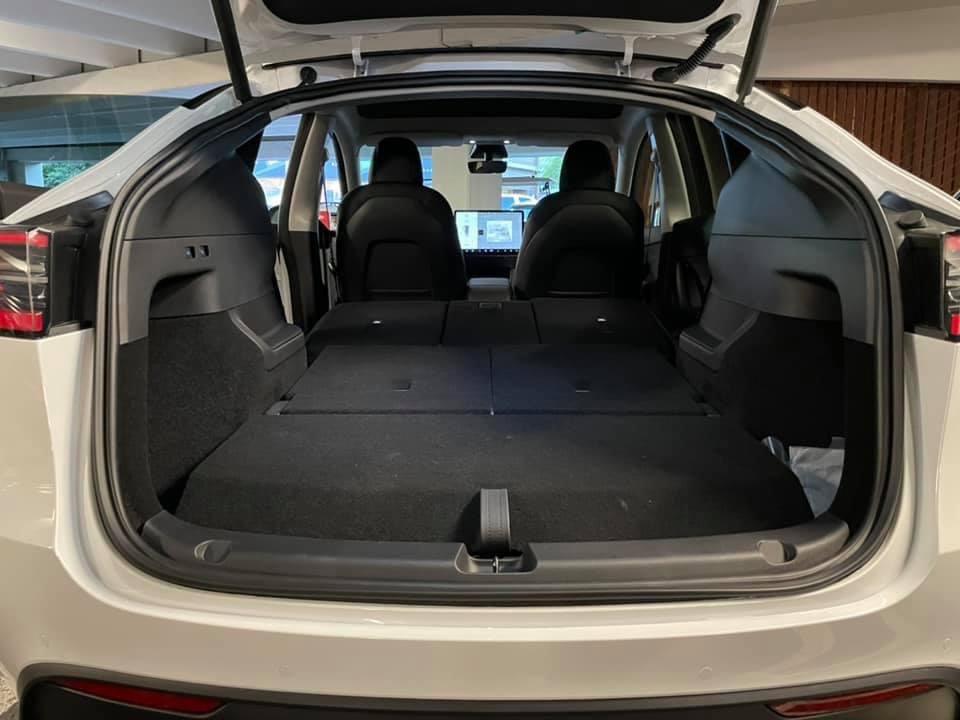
(456, 211, 524, 253)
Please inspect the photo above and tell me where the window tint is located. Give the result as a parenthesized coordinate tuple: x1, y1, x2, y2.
(633, 134, 663, 245)
(253, 115, 300, 210)
(0, 94, 181, 189)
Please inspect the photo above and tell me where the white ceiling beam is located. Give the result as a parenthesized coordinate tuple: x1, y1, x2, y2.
(57, 0, 220, 41)
(0, 19, 137, 67)
(0, 0, 206, 56)
(0, 47, 82, 77)
(0, 70, 32, 86)
(0, 51, 228, 97)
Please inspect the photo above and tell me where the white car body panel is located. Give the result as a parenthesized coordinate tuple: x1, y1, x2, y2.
(231, 0, 761, 66)
(0, 331, 959, 701)
(2, 44, 960, 705)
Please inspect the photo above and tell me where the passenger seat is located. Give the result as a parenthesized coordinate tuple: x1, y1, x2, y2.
(512, 140, 645, 299)
(335, 137, 467, 301)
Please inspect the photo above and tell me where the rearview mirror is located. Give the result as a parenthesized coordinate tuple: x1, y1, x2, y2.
(468, 143, 508, 174)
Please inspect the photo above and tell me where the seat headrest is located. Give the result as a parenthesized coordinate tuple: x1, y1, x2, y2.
(559, 140, 615, 192)
(370, 137, 424, 184)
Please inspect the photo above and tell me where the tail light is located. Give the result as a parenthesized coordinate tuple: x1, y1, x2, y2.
(770, 682, 941, 717)
(903, 227, 960, 340)
(944, 230, 960, 338)
(56, 678, 223, 715)
(0, 226, 50, 336)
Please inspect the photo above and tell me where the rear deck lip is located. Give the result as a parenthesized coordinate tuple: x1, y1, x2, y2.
(139, 511, 850, 605)
(92, 72, 902, 606)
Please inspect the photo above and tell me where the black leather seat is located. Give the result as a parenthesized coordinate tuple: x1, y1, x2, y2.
(335, 137, 467, 301)
(512, 141, 645, 299)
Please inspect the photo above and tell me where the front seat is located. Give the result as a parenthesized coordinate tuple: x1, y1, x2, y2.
(512, 140, 645, 299)
(335, 137, 466, 301)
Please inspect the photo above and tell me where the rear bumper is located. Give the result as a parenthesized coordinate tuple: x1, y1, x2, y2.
(18, 671, 960, 719)
(5, 513, 960, 706)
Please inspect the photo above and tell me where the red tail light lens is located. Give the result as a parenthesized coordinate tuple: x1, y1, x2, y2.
(56, 678, 223, 715)
(770, 682, 940, 717)
(0, 226, 49, 336)
(945, 231, 960, 340)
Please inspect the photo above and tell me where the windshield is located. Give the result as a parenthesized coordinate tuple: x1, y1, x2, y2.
(358, 142, 572, 219)
(0, 94, 183, 189)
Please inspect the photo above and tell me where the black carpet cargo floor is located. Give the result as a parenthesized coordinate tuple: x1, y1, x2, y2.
(175, 414, 812, 543)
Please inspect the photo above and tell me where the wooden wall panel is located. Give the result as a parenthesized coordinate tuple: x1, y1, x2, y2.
(765, 81, 960, 195)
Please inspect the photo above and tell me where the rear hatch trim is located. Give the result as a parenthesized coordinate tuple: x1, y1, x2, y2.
(211, 0, 775, 100)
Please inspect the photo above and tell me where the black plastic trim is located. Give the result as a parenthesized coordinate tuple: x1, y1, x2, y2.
(18, 190, 113, 226)
(262, 0, 725, 26)
(140, 511, 848, 603)
(92, 71, 902, 606)
(119, 233, 277, 343)
(262, 46, 726, 72)
(880, 190, 960, 230)
(18, 664, 960, 716)
(736, 0, 777, 103)
(210, 0, 251, 103)
(182, 84, 231, 110)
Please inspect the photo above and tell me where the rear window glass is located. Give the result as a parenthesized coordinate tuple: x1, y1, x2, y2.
(358, 143, 573, 218)
(0, 94, 182, 189)
(263, 0, 724, 24)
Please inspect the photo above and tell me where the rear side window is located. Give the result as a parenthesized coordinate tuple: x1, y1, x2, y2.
(253, 115, 301, 211)
(0, 94, 181, 189)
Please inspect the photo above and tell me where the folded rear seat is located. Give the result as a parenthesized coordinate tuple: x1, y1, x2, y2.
(492, 345, 703, 414)
(306, 301, 446, 358)
(442, 301, 539, 345)
(285, 345, 491, 414)
(533, 298, 661, 345)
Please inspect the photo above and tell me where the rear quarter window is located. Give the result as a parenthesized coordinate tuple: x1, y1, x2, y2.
(0, 94, 183, 189)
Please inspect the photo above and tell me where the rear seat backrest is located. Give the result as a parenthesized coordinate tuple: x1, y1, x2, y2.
(512, 141, 645, 299)
(335, 137, 467, 302)
(311, 298, 664, 350)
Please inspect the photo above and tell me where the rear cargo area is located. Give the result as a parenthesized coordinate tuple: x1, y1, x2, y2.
(107, 100, 884, 599)
(171, 299, 813, 545)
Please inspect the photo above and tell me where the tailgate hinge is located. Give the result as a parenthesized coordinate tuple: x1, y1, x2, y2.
(351, 36, 369, 77)
(615, 36, 639, 77)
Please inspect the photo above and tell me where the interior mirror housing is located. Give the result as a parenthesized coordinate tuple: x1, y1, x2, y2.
(468, 143, 508, 174)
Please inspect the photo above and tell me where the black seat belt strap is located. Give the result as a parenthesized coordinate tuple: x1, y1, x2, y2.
(476, 488, 512, 559)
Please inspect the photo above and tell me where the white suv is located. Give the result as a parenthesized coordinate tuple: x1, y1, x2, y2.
(3, 1, 960, 718)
